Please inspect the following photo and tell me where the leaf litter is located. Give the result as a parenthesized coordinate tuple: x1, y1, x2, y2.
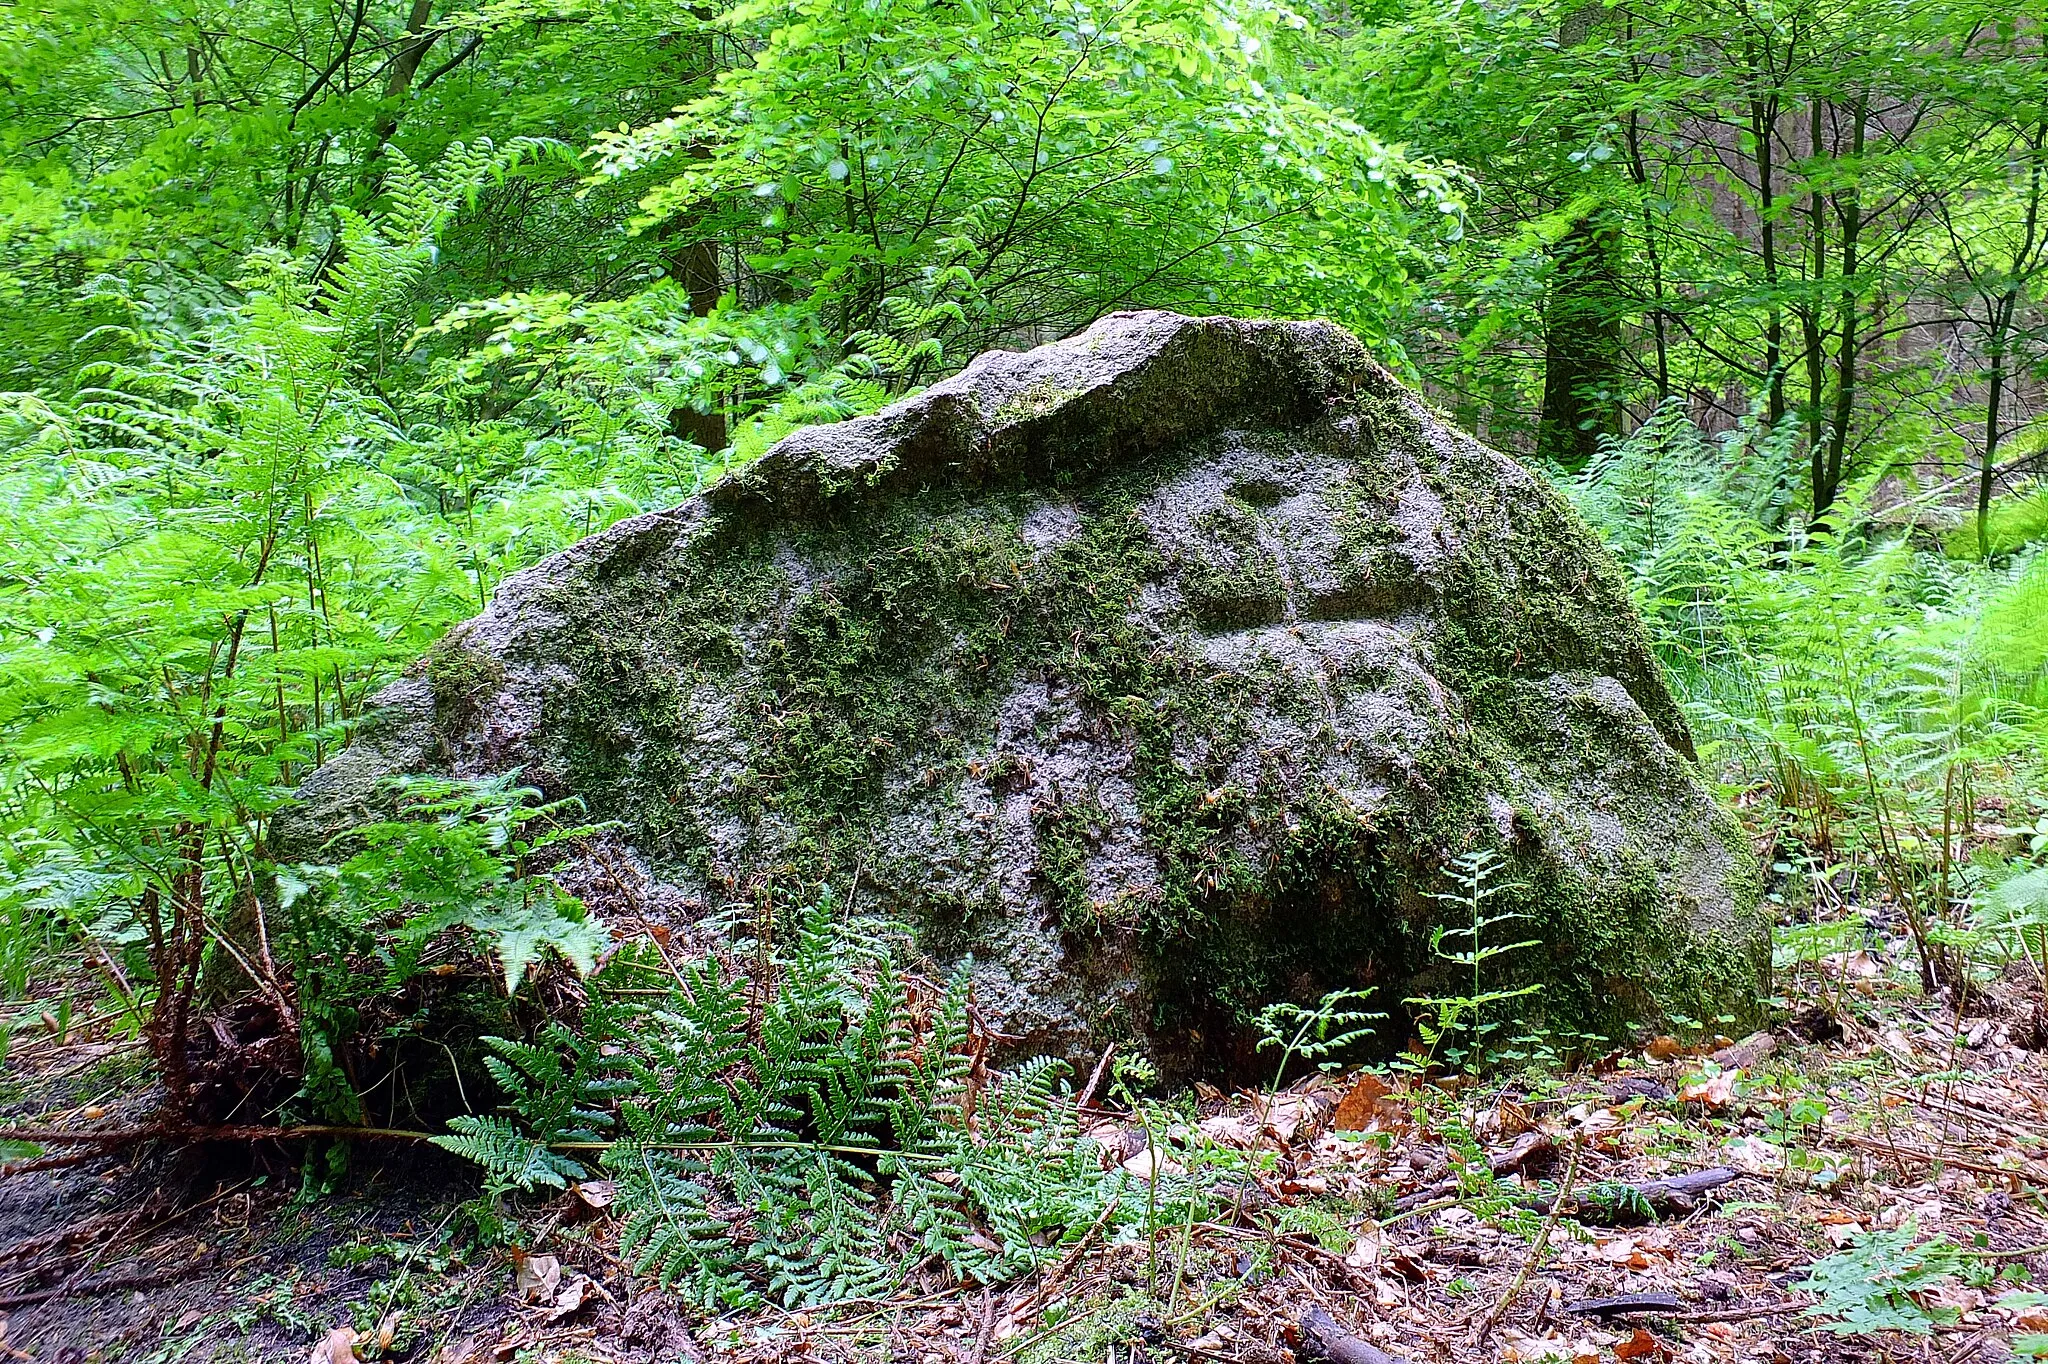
(0, 964, 2044, 1363)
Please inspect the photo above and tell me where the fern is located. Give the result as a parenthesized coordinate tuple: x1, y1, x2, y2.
(757, 1153, 894, 1306)
(436, 1114, 587, 1191)
(609, 1140, 757, 1310)
(309, 773, 613, 992)
(1977, 863, 2048, 981)
(1563, 404, 2048, 996)
(429, 1015, 620, 1188)
(0, 139, 611, 1124)
(440, 899, 1217, 1304)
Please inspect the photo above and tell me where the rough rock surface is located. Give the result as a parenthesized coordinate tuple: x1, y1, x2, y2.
(286, 311, 1765, 1075)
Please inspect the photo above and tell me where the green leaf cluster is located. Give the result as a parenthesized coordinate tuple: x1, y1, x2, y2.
(436, 899, 1226, 1308)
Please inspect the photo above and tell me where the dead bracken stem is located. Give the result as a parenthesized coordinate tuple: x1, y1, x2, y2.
(1473, 1135, 1582, 1347)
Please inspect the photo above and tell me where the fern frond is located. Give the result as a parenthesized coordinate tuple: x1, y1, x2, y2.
(431, 1115, 586, 1190)
(433, 895, 1208, 1305)
(607, 1142, 757, 1310)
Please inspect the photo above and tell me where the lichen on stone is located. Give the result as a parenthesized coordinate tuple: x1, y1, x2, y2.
(284, 311, 1767, 1077)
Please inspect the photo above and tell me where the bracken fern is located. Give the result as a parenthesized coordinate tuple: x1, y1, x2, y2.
(435, 900, 1217, 1306)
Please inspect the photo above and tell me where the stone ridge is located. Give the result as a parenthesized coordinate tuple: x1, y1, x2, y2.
(450, 311, 1372, 605)
(702, 310, 1372, 523)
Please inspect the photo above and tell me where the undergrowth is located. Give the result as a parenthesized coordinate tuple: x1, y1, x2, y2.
(435, 898, 1230, 1308)
(0, 141, 1019, 1118)
(1567, 405, 2048, 1000)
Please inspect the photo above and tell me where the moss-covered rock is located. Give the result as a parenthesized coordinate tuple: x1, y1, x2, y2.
(282, 311, 1765, 1076)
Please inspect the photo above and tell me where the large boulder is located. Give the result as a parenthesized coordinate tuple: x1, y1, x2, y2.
(287, 311, 1764, 1074)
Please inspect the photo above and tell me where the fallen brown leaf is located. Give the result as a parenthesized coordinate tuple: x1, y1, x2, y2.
(548, 1275, 596, 1320)
(1198, 1112, 1257, 1147)
(309, 1326, 359, 1364)
(1614, 1327, 1665, 1360)
(1332, 1073, 1392, 1131)
(1594, 1237, 1636, 1264)
(1260, 1092, 1319, 1145)
(1120, 1147, 1184, 1180)
(1678, 1069, 1739, 1109)
(514, 1252, 561, 1304)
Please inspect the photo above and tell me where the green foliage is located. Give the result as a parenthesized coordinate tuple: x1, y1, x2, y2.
(0, 143, 578, 1107)
(434, 899, 1227, 1307)
(2002, 1294, 2048, 1360)
(1569, 408, 2048, 991)
(1799, 1224, 1965, 1336)
(1341, 0, 2048, 517)
(1578, 1180, 1653, 1223)
(1976, 861, 2048, 983)
(1252, 988, 1384, 1089)
(270, 772, 613, 1122)
(435, 1114, 588, 1194)
(1948, 484, 2048, 559)
(591, 0, 1460, 361)
(5, 0, 2048, 1153)
(1402, 849, 1540, 1072)
(296, 774, 609, 992)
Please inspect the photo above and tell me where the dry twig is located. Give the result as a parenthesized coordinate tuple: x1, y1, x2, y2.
(1474, 1138, 1581, 1346)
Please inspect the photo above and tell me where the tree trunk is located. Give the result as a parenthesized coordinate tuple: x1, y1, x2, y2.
(1537, 214, 1626, 470)
(1979, 307, 2012, 558)
(1800, 97, 1828, 435)
(1623, 101, 1671, 400)
(660, 30, 729, 457)
(1815, 93, 1867, 520)
(1980, 121, 2046, 558)
(1535, 4, 1623, 470)
(1747, 57, 1785, 429)
(370, 0, 439, 153)
(666, 238, 728, 454)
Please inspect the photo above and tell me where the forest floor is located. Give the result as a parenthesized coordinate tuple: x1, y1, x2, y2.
(0, 964, 2043, 1364)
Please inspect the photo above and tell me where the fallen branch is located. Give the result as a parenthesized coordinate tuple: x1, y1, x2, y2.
(1298, 1308, 1408, 1364)
(1570, 1167, 1743, 1225)
(1571, 1296, 1806, 1326)
(1710, 1032, 1777, 1072)
(1838, 1134, 2048, 1187)
(0, 1250, 221, 1309)
(1570, 1296, 1809, 1328)
(1679, 1301, 1807, 1324)
(1565, 1293, 1682, 1318)
(1970, 1239, 2048, 1261)
(1010, 1194, 1120, 1320)
(0, 1210, 142, 1264)
(1475, 1138, 1580, 1346)
(1390, 1131, 1554, 1212)
(1076, 1043, 1117, 1112)
(0, 1122, 433, 1148)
